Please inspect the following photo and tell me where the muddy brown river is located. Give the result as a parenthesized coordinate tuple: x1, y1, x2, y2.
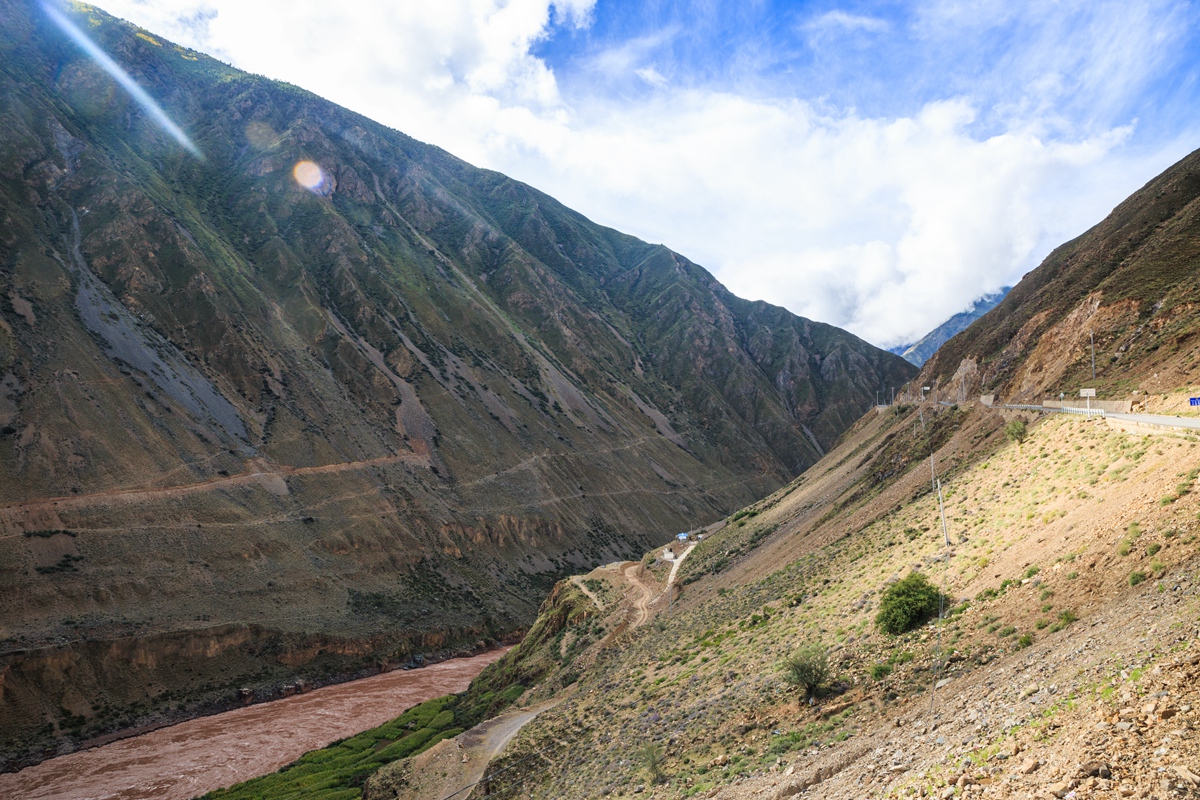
(0, 648, 509, 800)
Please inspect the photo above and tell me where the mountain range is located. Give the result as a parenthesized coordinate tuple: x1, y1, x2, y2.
(0, 0, 915, 769)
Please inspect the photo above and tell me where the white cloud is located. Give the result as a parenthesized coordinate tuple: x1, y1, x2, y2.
(86, 0, 1197, 348)
(634, 66, 668, 87)
(806, 10, 890, 33)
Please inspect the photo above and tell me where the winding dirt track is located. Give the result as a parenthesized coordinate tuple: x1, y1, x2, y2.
(619, 542, 697, 630)
(622, 562, 657, 628)
(456, 699, 559, 792)
(569, 575, 606, 609)
(0, 453, 430, 528)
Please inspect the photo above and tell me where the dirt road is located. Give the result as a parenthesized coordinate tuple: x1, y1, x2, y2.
(569, 575, 606, 609)
(371, 698, 559, 800)
(666, 543, 696, 589)
(458, 700, 558, 790)
(622, 562, 657, 628)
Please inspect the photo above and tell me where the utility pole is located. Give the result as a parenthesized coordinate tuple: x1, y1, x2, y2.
(937, 479, 950, 547)
(1091, 331, 1096, 380)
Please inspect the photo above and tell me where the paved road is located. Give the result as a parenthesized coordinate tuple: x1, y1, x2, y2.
(995, 403, 1200, 433)
(1107, 412, 1200, 431)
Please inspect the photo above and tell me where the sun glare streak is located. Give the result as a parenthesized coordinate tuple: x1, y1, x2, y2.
(40, 1, 203, 158)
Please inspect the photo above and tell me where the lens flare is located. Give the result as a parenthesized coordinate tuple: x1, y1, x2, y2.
(40, 2, 202, 158)
(293, 160, 325, 191)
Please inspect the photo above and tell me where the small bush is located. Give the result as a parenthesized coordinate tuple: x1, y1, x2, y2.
(998, 626, 1016, 638)
(636, 743, 667, 784)
(1024, 565, 1040, 579)
(868, 663, 892, 681)
(1146, 543, 1161, 556)
(1116, 540, 1131, 557)
(1048, 609, 1078, 633)
(781, 645, 829, 695)
(1004, 419, 1027, 444)
(1035, 619, 1050, 629)
(1016, 633, 1033, 649)
(876, 572, 949, 635)
(1129, 571, 1147, 586)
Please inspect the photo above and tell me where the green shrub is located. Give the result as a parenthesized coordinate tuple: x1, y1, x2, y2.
(868, 663, 892, 681)
(1048, 609, 1079, 633)
(1146, 543, 1161, 556)
(1016, 633, 1033, 649)
(876, 572, 948, 635)
(781, 644, 829, 695)
(1129, 571, 1147, 586)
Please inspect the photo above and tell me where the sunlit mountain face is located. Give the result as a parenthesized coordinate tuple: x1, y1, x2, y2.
(79, 0, 1200, 350)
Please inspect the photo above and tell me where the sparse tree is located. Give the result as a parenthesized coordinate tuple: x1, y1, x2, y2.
(781, 644, 829, 696)
(635, 742, 667, 784)
(1004, 418, 1027, 444)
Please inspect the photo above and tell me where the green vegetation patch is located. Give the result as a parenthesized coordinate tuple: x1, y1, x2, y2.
(201, 696, 462, 800)
(875, 572, 949, 635)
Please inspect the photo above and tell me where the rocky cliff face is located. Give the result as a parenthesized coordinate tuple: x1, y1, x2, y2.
(0, 0, 914, 768)
(919, 148, 1200, 401)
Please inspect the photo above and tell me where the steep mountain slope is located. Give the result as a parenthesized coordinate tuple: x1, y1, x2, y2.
(895, 288, 1010, 367)
(920, 147, 1200, 401)
(238, 397, 1200, 800)
(0, 0, 915, 768)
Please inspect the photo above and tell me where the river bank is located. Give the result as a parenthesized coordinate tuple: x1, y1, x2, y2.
(0, 647, 509, 800)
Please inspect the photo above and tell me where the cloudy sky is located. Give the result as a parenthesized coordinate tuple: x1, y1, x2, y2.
(85, 0, 1200, 348)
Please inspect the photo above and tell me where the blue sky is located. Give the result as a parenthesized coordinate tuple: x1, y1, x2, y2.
(85, 0, 1200, 347)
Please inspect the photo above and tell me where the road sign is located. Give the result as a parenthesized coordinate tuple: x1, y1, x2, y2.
(1191, 397, 1200, 407)
(1080, 388, 1096, 398)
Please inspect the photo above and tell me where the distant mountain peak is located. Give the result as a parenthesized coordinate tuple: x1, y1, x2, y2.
(897, 287, 1011, 366)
